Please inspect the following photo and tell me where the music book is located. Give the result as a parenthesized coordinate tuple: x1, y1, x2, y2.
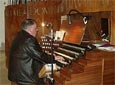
(39, 64, 57, 78)
(54, 31, 65, 41)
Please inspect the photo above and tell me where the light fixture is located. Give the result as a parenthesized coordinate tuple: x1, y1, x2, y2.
(67, 9, 91, 24)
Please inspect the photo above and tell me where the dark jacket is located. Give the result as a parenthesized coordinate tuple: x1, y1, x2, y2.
(8, 30, 52, 84)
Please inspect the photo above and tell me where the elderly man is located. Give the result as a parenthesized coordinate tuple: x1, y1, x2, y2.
(8, 19, 62, 85)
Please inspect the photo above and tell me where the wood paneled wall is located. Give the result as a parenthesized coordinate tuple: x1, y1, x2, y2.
(5, 5, 27, 67)
(61, 0, 115, 13)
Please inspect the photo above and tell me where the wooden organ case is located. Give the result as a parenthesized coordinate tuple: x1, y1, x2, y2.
(41, 14, 115, 85)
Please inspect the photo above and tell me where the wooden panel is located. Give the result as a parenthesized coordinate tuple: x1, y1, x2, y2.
(86, 50, 115, 85)
(62, 0, 115, 14)
(5, 5, 27, 67)
(60, 16, 85, 44)
(65, 72, 102, 85)
(54, 59, 102, 85)
(26, 2, 62, 40)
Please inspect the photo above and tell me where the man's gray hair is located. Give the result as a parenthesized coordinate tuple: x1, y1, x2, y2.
(21, 19, 37, 30)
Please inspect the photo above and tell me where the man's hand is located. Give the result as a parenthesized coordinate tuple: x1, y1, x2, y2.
(47, 52, 65, 61)
(53, 54, 65, 61)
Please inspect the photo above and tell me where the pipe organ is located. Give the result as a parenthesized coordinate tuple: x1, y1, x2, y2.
(40, 16, 115, 85)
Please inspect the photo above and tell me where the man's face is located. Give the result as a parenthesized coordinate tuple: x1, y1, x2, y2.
(28, 23, 38, 37)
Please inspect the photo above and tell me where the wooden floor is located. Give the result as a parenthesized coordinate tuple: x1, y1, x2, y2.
(0, 50, 11, 85)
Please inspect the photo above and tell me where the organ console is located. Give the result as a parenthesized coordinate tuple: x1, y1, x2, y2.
(40, 15, 115, 85)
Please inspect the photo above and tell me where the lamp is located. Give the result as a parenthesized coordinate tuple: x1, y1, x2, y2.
(67, 9, 91, 24)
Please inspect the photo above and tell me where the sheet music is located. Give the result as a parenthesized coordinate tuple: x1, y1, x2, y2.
(54, 31, 65, 41)
(93, 43, 115, 52)
(97, 46, 115, 51)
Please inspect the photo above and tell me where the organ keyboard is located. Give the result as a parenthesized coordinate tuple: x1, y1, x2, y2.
(54, 42, 88, 68)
